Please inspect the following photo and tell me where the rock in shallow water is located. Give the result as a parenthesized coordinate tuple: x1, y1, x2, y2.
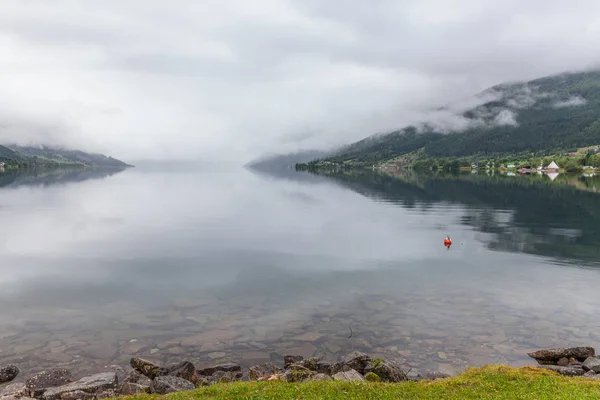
(0, 366, 20, 385)
(41, 373, 118, 400)
(582, 357, 600, 373)
(150, 376, 194, 395)
(25, 370, 72, 398)
(528, 347, 595, 365)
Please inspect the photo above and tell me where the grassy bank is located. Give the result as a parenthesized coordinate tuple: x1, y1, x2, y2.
(124, 366, 600, 400)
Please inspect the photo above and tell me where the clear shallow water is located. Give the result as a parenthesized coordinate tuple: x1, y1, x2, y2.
(1, 166, 600, 378)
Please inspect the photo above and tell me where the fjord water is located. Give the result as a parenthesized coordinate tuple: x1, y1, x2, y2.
(1, 166, 599, 378)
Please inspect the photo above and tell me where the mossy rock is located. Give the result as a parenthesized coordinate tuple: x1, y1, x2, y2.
(365, 372, 382, 382)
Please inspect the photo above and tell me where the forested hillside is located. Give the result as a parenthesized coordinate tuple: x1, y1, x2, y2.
(312, 70, 600, 167)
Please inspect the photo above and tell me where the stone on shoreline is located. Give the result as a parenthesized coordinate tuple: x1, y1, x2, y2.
(0, 383, 28, 399)
(282, 368, 315, 383)
(25, 370, 72, 398)
(283, 356, 304, 369)
(540, 365, 586, 377)
(248, 363, 280, 381)
(332, 369, 365, 382)
(343, 352, 372, 375)
(118, 383, 149, 396)
(364, 359, 406, 382)
(527, 347, 595, 365)
(582, 357, 600, 373)
(41, 372, 118, 400)
(0, 366, 20, 385)
(307, 373, 332, 382)
(130, 358, 166, 379)
(197, 363, 240, 377)
(150, 376, 194, 395)
(164, 361, 197, 384)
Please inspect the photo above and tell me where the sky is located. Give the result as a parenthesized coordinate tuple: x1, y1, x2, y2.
(1, 0, 600, 163)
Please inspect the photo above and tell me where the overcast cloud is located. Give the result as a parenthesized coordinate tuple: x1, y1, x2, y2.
(1, 0, 600, 163)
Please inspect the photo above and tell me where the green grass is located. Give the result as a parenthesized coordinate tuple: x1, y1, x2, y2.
(122, 366, 600, 400)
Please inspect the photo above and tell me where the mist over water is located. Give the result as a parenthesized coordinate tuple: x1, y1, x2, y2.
(1, 166, 599, 378)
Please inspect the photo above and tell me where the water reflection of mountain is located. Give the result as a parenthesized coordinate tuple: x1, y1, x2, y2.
(0, 167, 127, 189)
(310, 170, 600, 266)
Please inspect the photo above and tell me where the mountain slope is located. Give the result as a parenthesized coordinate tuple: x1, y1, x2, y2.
(316, 69, 600, 166)
(246, 149, 332, 169)
(0, 144, 25, 161)
(4, 145, 133, 168)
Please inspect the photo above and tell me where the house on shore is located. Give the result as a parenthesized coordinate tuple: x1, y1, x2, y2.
(545, 161, 560, 172)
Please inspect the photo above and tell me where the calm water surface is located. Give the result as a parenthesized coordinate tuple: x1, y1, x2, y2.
(1, 166, 599, 378)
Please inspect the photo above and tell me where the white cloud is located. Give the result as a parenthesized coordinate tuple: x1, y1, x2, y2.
(0, 0, 600, 162)
(494, 110, 519, 126)
(553, 96, 588, 108)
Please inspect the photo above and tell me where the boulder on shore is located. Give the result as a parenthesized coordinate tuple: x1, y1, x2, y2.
(540, 365, 586, 377)
(150, 376, 194, 395)
(343, 352, 372, 375)
(583, 357, 600, 373)
(164, 361, 197, 384)
(130, 358, 166, 379)
(197, 363, 240, 377)
(332, 369, 365, 382)
(25, 370, 72, 398)
(283, 356, 304, 369)
(0, 366, 20, 385)
(41, 372, 118, 400)
(527, 347, 595, 365)
(248, 363, 280, 381)
(364, 359, 406, 382)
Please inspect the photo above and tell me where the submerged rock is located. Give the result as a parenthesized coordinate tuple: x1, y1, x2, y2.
(582, 357, 600, 373)
(26, 370, 72, 398)
(41, 373, 118, 400)
(248, 363, 280, 381)
(0, 366, 20, 385)
(528, 347, 595, 365)
(540, 365, 586, 377)
(130, 358, 166, 379)
(332, 369, 365, 382)
(364, 359, 406, 382)
(150, 376, 194, 395)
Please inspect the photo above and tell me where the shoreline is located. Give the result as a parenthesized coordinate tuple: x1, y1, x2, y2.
(1, 347, 599, 399)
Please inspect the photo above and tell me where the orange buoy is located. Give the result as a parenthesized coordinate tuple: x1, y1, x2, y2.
(444, 236, 452, 248)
